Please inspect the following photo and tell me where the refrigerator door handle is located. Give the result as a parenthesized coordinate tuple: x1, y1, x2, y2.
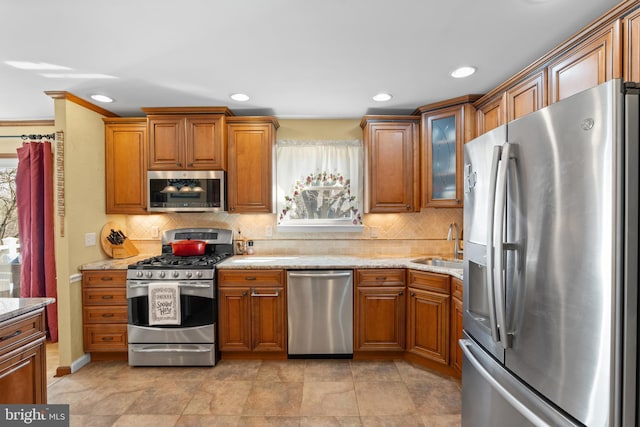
(493, 142, 512, 349)
(485, 145, 502, 344)
(460, 339, 552, 427)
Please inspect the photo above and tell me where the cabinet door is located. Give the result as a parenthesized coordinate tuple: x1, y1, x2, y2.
(623, 7, 640, 82)
(506, 71, 547, 122)
(148, 116, 184, 170)
(0, 342, 45, 404)
(355, 286, 405, 351)
(218, 287, 252, 352)
(185, 115, 226, 170)
(423, 107, 463, 207)
(227, 123, 273, 213)
(366, 122, 419, 212)
(407, 287, 450, 365)
(451, 295, 463, 375)
(476, 93, 506, 135)
(105, 120, 147, 214)
(250, 287, 286, 352)
(548, 22, 620, 104)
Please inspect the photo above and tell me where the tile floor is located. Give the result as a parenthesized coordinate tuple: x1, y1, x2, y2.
(46, 353, 461, 427)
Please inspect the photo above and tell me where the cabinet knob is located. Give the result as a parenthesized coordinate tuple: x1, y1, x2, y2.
(399, 291, 404, 296)
(410, 291, 415, 297)
(176, 163, 182, 167)
(406, 205, 411, 210)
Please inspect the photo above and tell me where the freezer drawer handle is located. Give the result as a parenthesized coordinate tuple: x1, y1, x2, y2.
(459, 339, 550, 427)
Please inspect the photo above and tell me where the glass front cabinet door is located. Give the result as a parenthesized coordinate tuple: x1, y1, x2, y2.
(420, 102, 476, 208)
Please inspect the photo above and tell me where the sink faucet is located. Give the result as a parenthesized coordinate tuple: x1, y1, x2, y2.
(447, 223, 463, 260)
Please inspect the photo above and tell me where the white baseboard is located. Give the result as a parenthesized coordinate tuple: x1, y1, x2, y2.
(71, 353, 91, 373)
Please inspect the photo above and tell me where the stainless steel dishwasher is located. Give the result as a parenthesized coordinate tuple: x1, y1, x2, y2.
(287, 270, 353, 357)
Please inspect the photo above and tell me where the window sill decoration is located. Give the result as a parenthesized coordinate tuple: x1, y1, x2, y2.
(276, 140, 363, 232)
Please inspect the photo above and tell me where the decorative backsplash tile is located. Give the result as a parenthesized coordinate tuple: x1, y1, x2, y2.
(125, 208, 463, 257)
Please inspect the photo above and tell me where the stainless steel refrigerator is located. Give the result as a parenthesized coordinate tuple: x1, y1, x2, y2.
(461, 79, 638, 427)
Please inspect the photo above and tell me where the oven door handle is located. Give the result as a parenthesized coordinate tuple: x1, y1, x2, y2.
(128, 283, 212, 289)
(130, 347, 211, 353)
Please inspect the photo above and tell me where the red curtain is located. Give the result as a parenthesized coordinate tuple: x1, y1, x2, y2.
(16, 141, 58, 342)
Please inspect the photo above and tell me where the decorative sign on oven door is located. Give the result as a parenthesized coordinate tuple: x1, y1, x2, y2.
(148, 283, 181, 325)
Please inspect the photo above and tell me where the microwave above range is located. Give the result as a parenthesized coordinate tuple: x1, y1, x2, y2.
(147, 170, 225, 212)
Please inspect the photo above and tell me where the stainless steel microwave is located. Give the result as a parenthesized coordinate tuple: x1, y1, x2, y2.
(147, 170, 225, 212)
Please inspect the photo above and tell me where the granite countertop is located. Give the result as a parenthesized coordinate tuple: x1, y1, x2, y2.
(0, 297, 56, 323)
(217, 255, 463, 280)
(80, 254, 463, 280)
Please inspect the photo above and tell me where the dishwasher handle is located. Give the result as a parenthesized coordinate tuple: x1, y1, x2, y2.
(288, 272, 352, 278)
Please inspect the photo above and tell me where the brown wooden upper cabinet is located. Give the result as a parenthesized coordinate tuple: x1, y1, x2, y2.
(227, 116, 279, 213)
(360, 116, 420, 213)
(415, 96, 479, 208)
(143, 107, 232, 171)
(475, 93, 506, 136)
(548, 21, 621, 104)
(623, 7, 640, 82)
(506, 70, 547, 122)
(104, 118, 147, 214)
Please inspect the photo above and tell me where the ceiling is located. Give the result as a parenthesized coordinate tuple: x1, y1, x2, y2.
(0, 0, 622, 120)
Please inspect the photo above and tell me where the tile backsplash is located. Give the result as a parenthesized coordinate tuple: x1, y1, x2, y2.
(125, 208, 463, 258)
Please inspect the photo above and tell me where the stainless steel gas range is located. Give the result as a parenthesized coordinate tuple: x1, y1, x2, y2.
(126, 228, 233, 366)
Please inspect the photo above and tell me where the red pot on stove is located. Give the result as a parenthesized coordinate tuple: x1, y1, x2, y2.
(170, 240, 206, 256)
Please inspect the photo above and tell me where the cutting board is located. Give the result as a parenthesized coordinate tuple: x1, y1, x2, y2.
(100, 222, 138, 258)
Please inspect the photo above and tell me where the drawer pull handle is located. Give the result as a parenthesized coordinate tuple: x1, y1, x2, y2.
(376, 277, 387, 281)
(0, 329, 22, 342)
(251, 289, 279, 297)
(101, 295, 114, 299)
(102, 313, 115, 318)
(398, 291, 404, 296)
(244, 277, 257, 281)
(100, 277, 113, 281)
(101, 337, 114, 341)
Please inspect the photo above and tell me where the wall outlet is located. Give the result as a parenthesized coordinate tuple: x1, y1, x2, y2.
(265, 225, 273, 237)
(85, 232, 97, 247)
(370, 227, 378, 238)
(151, 226, 160, 238)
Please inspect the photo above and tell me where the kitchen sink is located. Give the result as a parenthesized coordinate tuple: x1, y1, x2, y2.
(410, 257, 463, 269)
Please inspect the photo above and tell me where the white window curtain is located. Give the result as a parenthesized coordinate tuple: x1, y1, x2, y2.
(276, 140, 364, 232)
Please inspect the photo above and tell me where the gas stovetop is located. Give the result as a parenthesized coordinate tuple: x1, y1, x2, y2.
(126, 227, 234, 281)
(131, 252, 233, 269)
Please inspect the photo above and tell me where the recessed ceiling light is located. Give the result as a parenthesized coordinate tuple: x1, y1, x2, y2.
(230, 93, 250, 102)
(450, 66, 477, 79)
(373, 93, 392, 102)
(5, 61, 71, 70)
(90, 94, 114, 103)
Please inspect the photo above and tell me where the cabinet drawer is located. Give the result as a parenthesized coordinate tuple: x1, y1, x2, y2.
(83, 306, 128, 324)
(356, 269, 405, 287)
(0, 310, 45, 357)
(451, 277, 463, 300)
(83, 270, 126, 287)
(83, 288, 127, 306)
(83, 324, 128, 352)
(407, 270, 450, 294)
(218, 270, 284, 286)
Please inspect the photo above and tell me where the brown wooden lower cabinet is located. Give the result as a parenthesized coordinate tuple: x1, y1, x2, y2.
(0, 309, 47, 404)
(218, 269, 286, 356)
(354, 269, 406, 353)
(82, 270, 128, 357)
(451, 276, 464, 377)
(406, 270, 450, 365)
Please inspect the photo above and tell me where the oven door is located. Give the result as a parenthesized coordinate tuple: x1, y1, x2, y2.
(127, 279, 216, 343)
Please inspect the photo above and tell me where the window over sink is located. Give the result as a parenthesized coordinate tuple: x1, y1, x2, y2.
(276, 140, 364, 232)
